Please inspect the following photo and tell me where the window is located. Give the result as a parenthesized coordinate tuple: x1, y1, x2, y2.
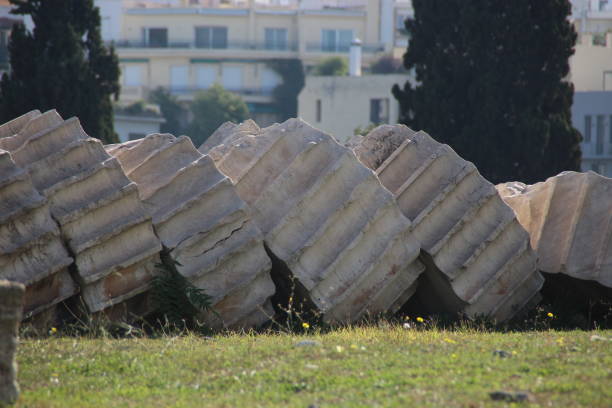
(0, 30, 8, 64)
(195, 26, 228, 49)
(596, 115, 605, 155)
(124, 65, 142, 87)
(265, 28, 288, 50)
(396, 14, 410, 30)
(584, 115, 591, 143)
(609, 115, 612, 154)
(0, 30, 7, 47)
(321, 29, 353, 52)
(261, 68, 282, 92)
(196, 65, 217, 89)
(370, 98, 389, 124)
(144, 27, 168, 47)
(170, 66, 189, 92)
(222, 66, 243, 91)
(316, 99, 321, 122)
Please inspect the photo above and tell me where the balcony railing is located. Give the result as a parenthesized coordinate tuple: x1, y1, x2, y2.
(114, 40, 385, 53)
(305, 42, 385, 53)
(114, 40, 299, 52)
(165, 86, 275, 97)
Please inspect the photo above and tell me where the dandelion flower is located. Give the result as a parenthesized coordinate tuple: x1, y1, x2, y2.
(49, 327, 57, 335)
(302, 322, 310, 329)
(416, 317, 424, 323)
(350, 344, 358, 350)
(547, 312, 554, 318)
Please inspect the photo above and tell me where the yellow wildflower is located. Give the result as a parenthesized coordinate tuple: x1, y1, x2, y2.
(301, 322, 310, 329)
(350, 344, 358, 350)
(547, 312, 554, 318)
(416, 317, 424, 323)
(49, 327, 57, 335)
(444, 338, 456, 344)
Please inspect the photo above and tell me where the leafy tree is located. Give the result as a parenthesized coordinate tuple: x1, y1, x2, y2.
(370, 55, 405, 74)
(393, 0, 582, 184)
(149, 87, 187, 135)
(0, 0, 120, 144)
(187, 83, 249, 146)
(268, 59, 305, 121)
(312, 56, 348, 76)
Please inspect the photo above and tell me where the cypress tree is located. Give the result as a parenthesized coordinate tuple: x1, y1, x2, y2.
(268, 58, 305, 121)
(393, 0, 582, 184)
(0, 0, 120, 144)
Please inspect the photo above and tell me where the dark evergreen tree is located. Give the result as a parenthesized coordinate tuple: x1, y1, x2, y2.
(0, 0, 120, 144)
(268, 59, 305, 121)
(187, 83, 249, 146)
(392, 0, 582, 184)
(149, 87, 187, 135)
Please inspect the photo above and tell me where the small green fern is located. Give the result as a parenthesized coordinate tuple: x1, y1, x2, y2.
(151, 249, 217, 329)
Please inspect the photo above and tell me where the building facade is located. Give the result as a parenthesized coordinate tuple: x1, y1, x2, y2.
(572, 91, 612, 177)
(298, 73, 406, 143)
(103, 0, 413, 124)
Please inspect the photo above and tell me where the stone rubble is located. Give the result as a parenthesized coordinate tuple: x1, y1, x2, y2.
(208, 118, 425, 323)
(0, 110, 162, 315)
(498, 171, 611, 287)
(0, 149, 75, 319)
(351, 125, 543, 321)
(0, 280, 24, 406)
(107, 134, 275, 328)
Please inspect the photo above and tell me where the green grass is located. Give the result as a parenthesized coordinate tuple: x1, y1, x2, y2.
(15, 325, 612, 407)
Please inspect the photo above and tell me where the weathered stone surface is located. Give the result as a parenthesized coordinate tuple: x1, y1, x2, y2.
(0, 110, 41, 141)
(107, 134, 275, 328)
(498, 171, 612, 287)
(210, 118, 424, 323)
(0, 280, 24, 406)
(0, 149, 75, 319)
(0, 110, 162, 314)
(198, 119, 260, 155)
(352, 125, 543, 321)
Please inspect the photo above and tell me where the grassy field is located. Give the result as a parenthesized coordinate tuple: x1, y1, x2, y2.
(15, 324, 612, 408)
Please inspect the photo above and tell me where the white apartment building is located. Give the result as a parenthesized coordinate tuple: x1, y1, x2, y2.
(570, 0, 612, 176)
(95, 0, 413, 124)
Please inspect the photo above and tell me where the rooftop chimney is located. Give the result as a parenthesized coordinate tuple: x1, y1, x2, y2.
(349, 38, 362, 77)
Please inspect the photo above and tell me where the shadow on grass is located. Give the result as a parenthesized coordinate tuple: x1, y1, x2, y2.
(19, 269, 612, 340)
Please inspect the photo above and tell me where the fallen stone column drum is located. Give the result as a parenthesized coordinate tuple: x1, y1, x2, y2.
(107, 134, 275, 329)
(498, 171, 612, 288)
(351, 124, 543, 321)
(0, 110, 162, 315)
(207, 118, 425, 323)
(0, 148, 75, 319)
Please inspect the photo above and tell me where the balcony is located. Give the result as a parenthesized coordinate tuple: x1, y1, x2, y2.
(166, 85, 275, 97)
(119, 85, 276, 104)
(114, 39, 299, 52)
(305, 42, 385, 53)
